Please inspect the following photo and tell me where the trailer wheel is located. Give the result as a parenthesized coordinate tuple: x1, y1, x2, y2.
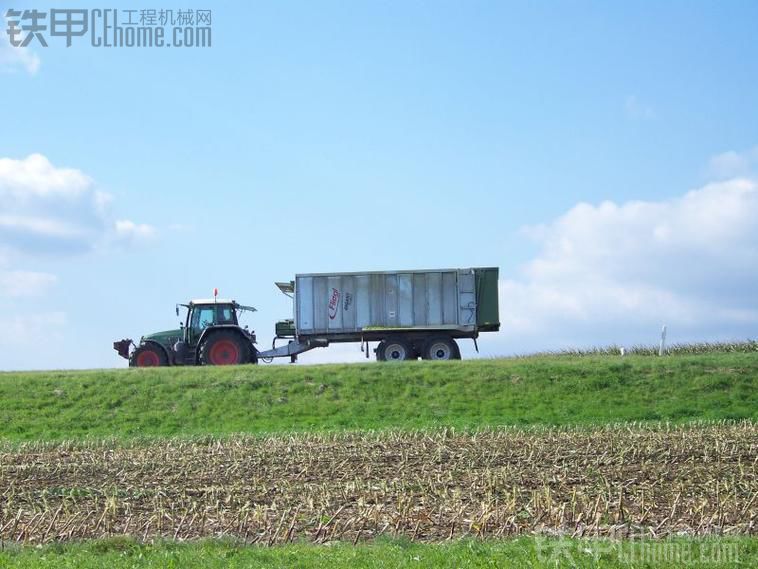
(376, 339, 414, 362)
(130, 344, 168, 367)
(200, 331, 250, 366)
(423, 337, 460, 361)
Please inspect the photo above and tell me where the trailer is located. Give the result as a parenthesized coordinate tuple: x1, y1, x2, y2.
(114, 267, 499, 365)
(264, 267, 499, 361)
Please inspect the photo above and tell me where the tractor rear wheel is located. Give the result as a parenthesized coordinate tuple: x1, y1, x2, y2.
(130, 344, 168, 367)
(200, 331, 250, 366)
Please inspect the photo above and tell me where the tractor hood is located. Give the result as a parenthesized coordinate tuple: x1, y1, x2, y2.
(142, 329, 182, 346)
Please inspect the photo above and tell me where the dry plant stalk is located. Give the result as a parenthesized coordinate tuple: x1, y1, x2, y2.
(0, 422, 755, 544)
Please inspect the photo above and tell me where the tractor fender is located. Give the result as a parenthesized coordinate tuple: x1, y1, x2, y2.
(141, 339, 173, 364)
(196, 325, 256, 361)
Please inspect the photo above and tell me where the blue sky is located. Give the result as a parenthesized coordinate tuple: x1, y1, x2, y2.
(1, 0, 757, 369)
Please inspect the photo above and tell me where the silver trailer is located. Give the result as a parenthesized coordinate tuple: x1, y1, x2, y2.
(259, 267, 500, 361)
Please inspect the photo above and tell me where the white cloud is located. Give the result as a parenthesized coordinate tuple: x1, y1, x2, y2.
(0, 153, 92, 199)
(707, 147, 758, 179)
(624, 95, 655, 120)
(0, 22, 40, 74)
(0, 154, 154, 255)
(114, 219, 157, 244)
(0, 154, 105, 254)
(0, 270, 57, 297)
(487, 177, 758, 354)
(0, 214, 91, 239)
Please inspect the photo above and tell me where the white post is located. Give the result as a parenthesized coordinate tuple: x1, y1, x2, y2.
(659, 325, 667, 356)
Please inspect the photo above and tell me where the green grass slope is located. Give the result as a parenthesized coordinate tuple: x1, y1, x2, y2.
(0, 353, 755, 441)
(0, 537, 754, 569)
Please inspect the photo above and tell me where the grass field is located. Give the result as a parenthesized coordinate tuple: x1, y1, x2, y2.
(0, 353, 755, 441)
(1, 351, 755, 567)
(0, 536, 754, 568)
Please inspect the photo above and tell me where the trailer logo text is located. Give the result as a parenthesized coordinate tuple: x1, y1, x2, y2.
(4, 8, 212, 48)
(328, 288, 341, 320)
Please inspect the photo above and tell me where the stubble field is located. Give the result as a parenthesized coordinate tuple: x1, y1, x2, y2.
(1, 423, 754, 544)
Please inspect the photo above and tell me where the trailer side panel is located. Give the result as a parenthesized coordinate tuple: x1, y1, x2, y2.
(294, 267, 497, 337)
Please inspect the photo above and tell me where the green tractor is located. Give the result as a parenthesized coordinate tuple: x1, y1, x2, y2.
(114, 296, 258, 366)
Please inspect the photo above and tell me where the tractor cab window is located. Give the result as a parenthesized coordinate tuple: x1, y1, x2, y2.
(217, 306, 236, 324)
(191, 306, 216, 330)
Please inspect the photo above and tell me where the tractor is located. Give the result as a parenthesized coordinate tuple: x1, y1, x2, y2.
(114, 295, 258, 366)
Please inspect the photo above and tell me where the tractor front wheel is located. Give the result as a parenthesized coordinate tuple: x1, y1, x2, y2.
(200, 331, 250, 366)
(130, 345, 168, 367)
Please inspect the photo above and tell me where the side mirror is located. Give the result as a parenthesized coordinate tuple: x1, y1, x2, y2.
(175, 305, 180, 317)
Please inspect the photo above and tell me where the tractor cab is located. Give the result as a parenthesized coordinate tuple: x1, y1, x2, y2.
(178, 299, 241, 344)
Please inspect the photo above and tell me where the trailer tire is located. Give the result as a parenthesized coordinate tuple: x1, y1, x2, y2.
(200, 331, 250, 366)
(376, 339, 414, 362)
(130, 344, 168, 367)
(422, 337, 460, 361)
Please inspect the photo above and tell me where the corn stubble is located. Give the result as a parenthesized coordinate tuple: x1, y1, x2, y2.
(0, 422, 755, 544)
(529, 340, 758, 357)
